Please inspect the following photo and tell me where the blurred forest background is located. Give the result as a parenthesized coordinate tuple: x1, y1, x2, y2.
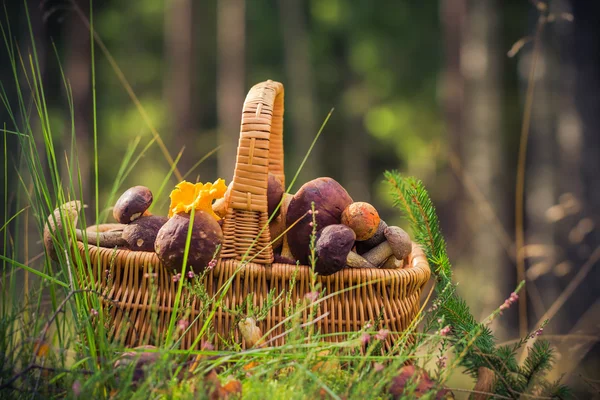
(1, 0, 598, 389)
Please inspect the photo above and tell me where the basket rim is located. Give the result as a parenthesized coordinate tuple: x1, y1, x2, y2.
(75, 239, 431, 288)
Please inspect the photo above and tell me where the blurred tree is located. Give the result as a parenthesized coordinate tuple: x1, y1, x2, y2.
(278, 0, 320, 183)
(460, 0, 508, 325)
(164, 0, 194, 174)
(64, 0, 92, 202)
(217, 0, 246, 181)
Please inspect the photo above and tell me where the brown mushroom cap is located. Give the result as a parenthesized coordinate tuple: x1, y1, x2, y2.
(341, 202, 381, 241)
(267, 173, 284, 218)
(122, 215, 168, 252)
(113, 186, 153, 223)
(384, 226, 412, 260)
(155, 211, 223, 274)
(286, 177, 353, 265)
(314, 224, 356, 275)
(356, 220, 388, 254)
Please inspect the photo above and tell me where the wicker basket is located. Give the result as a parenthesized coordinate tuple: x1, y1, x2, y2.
(76, 80, 431, 350)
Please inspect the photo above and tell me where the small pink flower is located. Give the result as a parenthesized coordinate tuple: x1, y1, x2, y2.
(536, 327, 544, 336)
(177, 319, 189, 331)
(439, 325, 451, 336)
(90, 308, 98, 317)
(364, 323, 372, 329)
(373, 362, 385, 372)
(187, 271, 195, 279)
(172, 273, 181, 283)
(304, 291, 319, 303)
(207, 259, 217, 270)
(375, 329, 389, 341)
(499, 302, 509, 311)
(72, 380, 81, 396)
(201, 340, 214, 351)
(360, 333, 371, 346)
(308, 209, 313, 215)
(437, 318, 443, 323)
(309, 222, 314, 227)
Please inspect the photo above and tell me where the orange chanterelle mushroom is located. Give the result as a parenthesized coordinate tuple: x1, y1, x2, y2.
(168, 178, 227, 220)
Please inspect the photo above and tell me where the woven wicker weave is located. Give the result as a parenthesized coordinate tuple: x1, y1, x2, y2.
(75, 80, 431, 350)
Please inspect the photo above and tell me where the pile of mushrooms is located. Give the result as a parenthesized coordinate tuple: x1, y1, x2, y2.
(44, 183, 224, 274)
(45, 174, 412, 277)
(265, 177, 413, 276)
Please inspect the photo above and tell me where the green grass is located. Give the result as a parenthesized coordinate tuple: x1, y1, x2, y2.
(0, 3, 576, 400)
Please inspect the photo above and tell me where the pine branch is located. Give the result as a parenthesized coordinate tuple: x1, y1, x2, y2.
(384, 171, 570, 399)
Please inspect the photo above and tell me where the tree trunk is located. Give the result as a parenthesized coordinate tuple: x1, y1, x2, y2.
(459, 0, 508, 331)
(64, 0, 92, 204)
(164, 0, 194, 174)
(278, 0, 319, 183)
(216, 0, 246, 181)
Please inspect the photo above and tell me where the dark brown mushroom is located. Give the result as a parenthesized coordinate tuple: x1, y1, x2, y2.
(356, 220, 388, 255)
(267, 173, 284, 218)
(341, 202, 381, 241)
(269, 192, 293, 251)
(155, 211, 223, 274)
(113, 186, 153, 224)
(122, 215, 168, 252)
(314, 224, 374, 275)
(286, 177, 353, 265)
(362, 226, 411, 268)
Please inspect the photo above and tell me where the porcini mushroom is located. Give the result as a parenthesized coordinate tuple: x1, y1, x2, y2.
(270, 192, 293, 251)
(267, 173, 284, 218)
(286, 178, 353, 265)
(44, 201, 83, 261)
(122, 215, 168, 252)
(314, 224, 374, 275)
(356, 220, 388, 254)
(113, 186, 153, 223)
(362, 226, 411, 268)
(341, 202, 381, 241)
(154, 211, 223, 274)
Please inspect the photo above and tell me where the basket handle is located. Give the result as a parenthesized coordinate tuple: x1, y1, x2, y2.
(219, 80, 285, 264)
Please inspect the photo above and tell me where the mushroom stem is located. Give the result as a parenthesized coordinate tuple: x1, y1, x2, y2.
(362, 241, 393, 267)
(76, 229, 127, 248)
(379, 255, 403, 269)
(86, 223, 127, 233)
(346, 251, 376, 269)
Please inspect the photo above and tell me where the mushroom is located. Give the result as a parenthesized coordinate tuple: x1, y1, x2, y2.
(341, 202, 381, 241)
(286, 178, 353, 265)
(44, 201, 83, 261)
(122, 215, 168, 252)
(379, 255, 404, 269)
(362, 226, 411, 268)
(154, 211, 223, 274)
(314, 224, 374, 275)
(267, 172, 284, 218)
(212, 181, 233, 219)
(355, 220, 388, 255)
(270, 192, 293, 251)
(113, 186, 153, 223)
